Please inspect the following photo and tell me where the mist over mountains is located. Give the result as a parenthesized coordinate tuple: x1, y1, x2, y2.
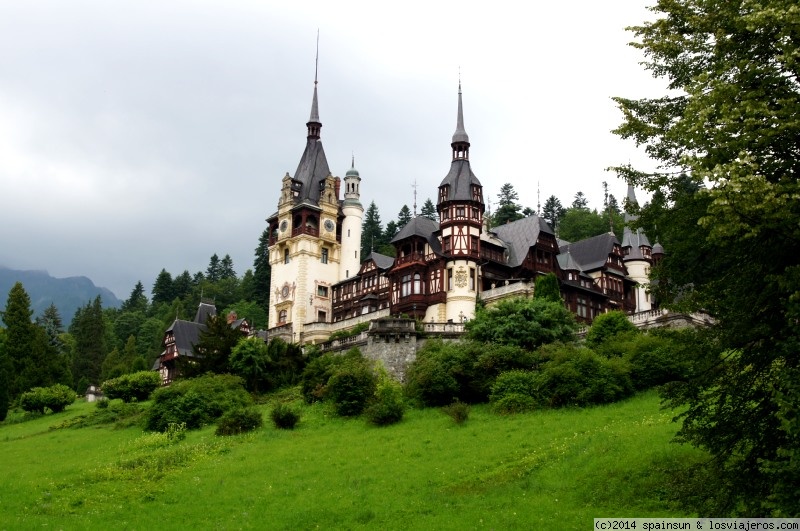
(0, 266, 122, 325)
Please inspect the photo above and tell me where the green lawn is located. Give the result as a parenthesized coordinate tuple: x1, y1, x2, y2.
(0, 391, 704, 530)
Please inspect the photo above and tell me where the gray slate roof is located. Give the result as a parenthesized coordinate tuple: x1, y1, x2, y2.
(292, 140, 331, 205)
(390, 216, 443, 256)
(439, 160, 481, 201)
(193, 302, 216, 325)
(559, 232, 620, 272)
(367, 252, 395, 270)
(490, 216, 553, 268)
(165, 319, 204, 358)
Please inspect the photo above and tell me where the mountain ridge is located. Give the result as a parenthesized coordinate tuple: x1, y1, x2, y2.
(0, 266, 122, 326)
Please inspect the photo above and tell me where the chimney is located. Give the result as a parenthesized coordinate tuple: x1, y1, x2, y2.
(334, 176, 341, 199)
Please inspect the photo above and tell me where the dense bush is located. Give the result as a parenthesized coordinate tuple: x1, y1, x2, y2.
(441, 401, 470, 424)
(585, 310, 638, 348)
(145, 374, 251, 431)
(19, 384, 75, 414)
(327, 358, 377, 417)
(470, 343, 539, 402)
(404, 339, 471, 406)
(466, 297, 578, 351)
(365, 368, 405, 426)
(215, 407, 263, 436)
(101, 370, 161, 403)
(535, 344, 633, 407)
(270, 403, 300, 429)
(300, 350, 355, 403)
(490, 370, 540, 413)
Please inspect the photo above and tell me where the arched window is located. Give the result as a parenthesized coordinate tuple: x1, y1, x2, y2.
(278, 309, 287, 324)
(284, 249, 290, 264)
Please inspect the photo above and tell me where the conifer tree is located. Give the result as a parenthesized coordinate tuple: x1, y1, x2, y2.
(70, 296, 109, 387)
(151, 269, 175, 305)
(494, 183, 523, 226)
(397, 205, 412, 228)
(2, 282, 35, 397)
(361, 201, 384, 259)
(122, 281, 149, 313)
(420, 198, 438, 222)
(252, 228, 271, 313)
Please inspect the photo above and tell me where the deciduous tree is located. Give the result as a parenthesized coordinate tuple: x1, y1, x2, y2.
(612, 0, 800, 515)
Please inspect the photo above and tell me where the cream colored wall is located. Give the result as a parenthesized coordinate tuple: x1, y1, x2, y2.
(625, 259, 652, 312)
(445, 259, 477, 322)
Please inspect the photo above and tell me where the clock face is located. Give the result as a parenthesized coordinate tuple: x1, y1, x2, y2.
(280, 220, 288, 232)
(324, 219, 335, 232)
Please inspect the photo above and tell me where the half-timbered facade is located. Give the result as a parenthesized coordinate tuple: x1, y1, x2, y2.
(156, 302, 251, 384)
(265, 77, 661, 343)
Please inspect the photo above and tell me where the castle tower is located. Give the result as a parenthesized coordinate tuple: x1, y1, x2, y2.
(621, 184, 654, 312)
(340, 156, 363, 280)
(436, 82, 485, 322)
(266, 73, 344, 340)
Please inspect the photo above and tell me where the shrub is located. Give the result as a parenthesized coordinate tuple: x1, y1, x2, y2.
(490, 370, 540, 413)
(365, 376, 405, 426)
(270, 403, 300, 429)
(101, 371, 161, 403)
(215, 407, 263, 436)
(96, 398, 110, 409)
(404, 339, 470, 406)
(19, 384, 75, 414)
(145, 374, 251, 432)
(441, 401, 470, 424)
(585, 310, 638, 348)
(470, 343, 539, 402)
(327, 359, 378, 417)
(300, 352, 350, 403)
(534, 344, 633, 407)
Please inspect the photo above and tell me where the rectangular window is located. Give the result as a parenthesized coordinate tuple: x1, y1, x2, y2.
(469, 268, 475, 290)
(448, 268, 453, 290)
(317, 286, 329, 298)
(284, 249, 290, 264)
(443, 236, 451, 253)
(456, 207, 465, 218)
(317, 311, 327, 322)
(321, 248, 329, 264)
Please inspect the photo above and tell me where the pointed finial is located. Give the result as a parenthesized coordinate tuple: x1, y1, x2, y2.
(351, 152, 355, 168)
(315, 29, 319, 86)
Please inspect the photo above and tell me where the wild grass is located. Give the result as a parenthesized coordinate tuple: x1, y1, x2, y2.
(0, 391, 705, 530)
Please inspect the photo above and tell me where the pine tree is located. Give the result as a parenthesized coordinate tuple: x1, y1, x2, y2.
(2, 282, 35, 397)
(220, 254, 236, 280)
(361, 201, 384, 259)
(571, 191, 589, 210)
(397, 205, 412, 228)
(253, 228, 271, 313)
(420, 199, 438, 222)
(206, 254, 222, 283)
(173, 270, 193, 300)
(151, 269, 175, 305)
(494, 183, 524, 226)
(70, 296, 109, 387)
(122, 281, 149, 313)
(541, 195, 566, 231)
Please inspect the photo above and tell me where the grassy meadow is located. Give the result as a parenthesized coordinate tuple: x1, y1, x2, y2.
(0, 390, 705, 530)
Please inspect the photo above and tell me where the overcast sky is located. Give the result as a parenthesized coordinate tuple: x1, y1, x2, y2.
(0, 0, 667, 300)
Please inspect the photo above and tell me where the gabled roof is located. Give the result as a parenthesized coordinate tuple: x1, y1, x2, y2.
(367, 252, 395, 270)
(491, 216, 553, 268)
(391, 216, 442, 256)
(560, 232, 620, 272)
(194, 302, 216, 324)
(165, 319, 204, 357)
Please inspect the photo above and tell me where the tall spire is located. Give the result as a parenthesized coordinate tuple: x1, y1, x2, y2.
(307, 31, 321, 139)
(451, 75, 470, 161)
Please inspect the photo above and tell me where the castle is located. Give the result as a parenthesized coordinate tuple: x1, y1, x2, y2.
(265, 77, 661, 345)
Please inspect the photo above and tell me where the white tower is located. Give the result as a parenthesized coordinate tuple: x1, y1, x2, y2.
(340, 156, 363, 280)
